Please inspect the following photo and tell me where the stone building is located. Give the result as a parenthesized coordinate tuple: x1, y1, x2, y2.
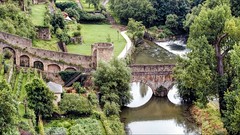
(47, 81, 63, 105)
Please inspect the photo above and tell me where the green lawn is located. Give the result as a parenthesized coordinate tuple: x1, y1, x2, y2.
(31, 4, 46, 26)
(67, 23, 126, 56)
(32, 36, 59, 51)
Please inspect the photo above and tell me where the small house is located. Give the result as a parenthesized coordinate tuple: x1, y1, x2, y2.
(47, 81, 63, 105)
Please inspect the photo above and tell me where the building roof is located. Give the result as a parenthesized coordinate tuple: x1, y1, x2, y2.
(47, 81, 63, 94)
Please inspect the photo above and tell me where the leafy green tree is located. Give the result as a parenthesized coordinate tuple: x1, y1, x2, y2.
(165, 14, 178, 30)
(25, 78, 55, 124)
(93, 58, 132, 107)
(230, 0, 240, 16)
(127, 18, 145, 44)
(0, 88, 19, 135)
(50, 11, 66, 33)
(86, 0, 100, 10)
(59, 93, 92, 115)
(175, 0, 240, 114)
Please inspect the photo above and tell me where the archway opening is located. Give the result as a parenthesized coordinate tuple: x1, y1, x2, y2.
(65, 67, 76, 71)
(20, 55, 30, 67)
(3, 47, 16, 64)
(34, 61, 44, 70)
(48, 64, 61, 73)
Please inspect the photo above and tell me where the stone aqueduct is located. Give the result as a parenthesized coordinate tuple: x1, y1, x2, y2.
(0, 31, 175, 96)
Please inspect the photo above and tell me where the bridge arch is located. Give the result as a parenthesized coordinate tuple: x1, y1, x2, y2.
(20, 55, 30, 67)
(65, 67, 77, 71)
(48, 64, 61, 73)
(3, 47, 16, 64)
(33, 61, 44, 70)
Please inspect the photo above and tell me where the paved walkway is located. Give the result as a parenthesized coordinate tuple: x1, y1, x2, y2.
(118, 31, 133, 59)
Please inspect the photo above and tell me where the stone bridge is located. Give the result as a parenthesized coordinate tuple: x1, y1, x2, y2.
(130, 64, 175, 97)
(0, 31, 113, 73)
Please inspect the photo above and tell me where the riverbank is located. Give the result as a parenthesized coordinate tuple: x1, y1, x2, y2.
(190, 104, 227, 134)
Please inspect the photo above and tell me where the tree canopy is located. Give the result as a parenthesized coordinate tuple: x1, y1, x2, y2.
(93, 58, 132, 107)
(174, 0, 240, 113)
(25, 78, 55, 120)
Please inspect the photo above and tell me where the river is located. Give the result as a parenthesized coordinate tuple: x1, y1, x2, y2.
(121, 40, 200, 134)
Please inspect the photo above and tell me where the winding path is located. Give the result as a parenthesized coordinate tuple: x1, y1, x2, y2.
(118, 31, 133, 59)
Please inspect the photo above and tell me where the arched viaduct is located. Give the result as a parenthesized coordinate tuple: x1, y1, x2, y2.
(130, 64, 175, 97)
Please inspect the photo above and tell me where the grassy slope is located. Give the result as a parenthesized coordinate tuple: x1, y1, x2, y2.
(31, 4, 46, 26)
(67, 24, 126, 56)
(32, 36, 59, 51)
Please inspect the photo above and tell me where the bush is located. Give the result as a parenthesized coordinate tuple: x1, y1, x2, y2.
(45, 127, 67, 135)
(64, 8, 80, 20)
(59, 93, 92, 115)
(88, 92, 99, 106)
(73, 31, 81, 37)
(3, 50, 12, 59)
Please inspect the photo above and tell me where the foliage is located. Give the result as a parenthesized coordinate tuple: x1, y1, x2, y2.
(59, 93, 92, 115)
(190, 105, 227, 134)
(25, 78, 55, 119)
(0, 3, 35, 38)
(87, 91, 99, 106)
(109, 0, 156, 27)
(73, 82, 86, 94)
(64, 8, 80, 20)
(45, 127, 67, 135)
(165, 14, 178, 30)
(50, 11, 66, 33)
(0, 88, 18, 135)
(174, 0, 240, 113)
(70, 118, 103, 135)
(103, 101, 120, 116)
(38, 117, 45, 135)
(56, 28, 71, 44)
(230, 0, 240, 17)
(150, 0, 190, 30)
(127, 18, 145, 44)
(93, 58, 132, 107)
(85, 0, 100, 10)
(56, 2, 78, 11)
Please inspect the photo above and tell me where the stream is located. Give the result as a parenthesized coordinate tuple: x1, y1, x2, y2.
(121, 40, 200, 134)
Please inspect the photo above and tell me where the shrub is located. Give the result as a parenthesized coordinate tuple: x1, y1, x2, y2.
(69, 124, 86, 135)
(3, 50, 12, 59)
(59, 93, 92, 115)
(45, 127, 67, 135)
(64, 8, 80, 20)
(88, 92, 99, 106)
(72, 118, 103, 135)
(73, 31, 81, 37)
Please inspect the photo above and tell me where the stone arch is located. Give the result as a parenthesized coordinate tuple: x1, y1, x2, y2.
(33, 61, 44, 70)
(65, 67, 77, 71)
(20, 55, 30, 67)
(3, 47, 16, 64)
(48, 64, 61, 73)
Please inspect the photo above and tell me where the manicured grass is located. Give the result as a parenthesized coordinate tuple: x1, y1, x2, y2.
(32, 36, 59, 51)
(67, 23, 126, 56)
(31, 4, 46, 26)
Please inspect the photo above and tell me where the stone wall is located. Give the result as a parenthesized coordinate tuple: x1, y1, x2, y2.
(0, 31, 115, 73)
(36, 27, 51, 40)
(0, 32, 32, 48)
(92, 43, 113, 68)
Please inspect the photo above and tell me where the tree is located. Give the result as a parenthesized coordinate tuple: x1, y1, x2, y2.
(25, 78, 55, 124)
(127, 18, 145, 44)
(86, 0, 100, 10)
(0, 88, 18, 135)
(230, 0, 240, 17)
(165, 14, 178, 30)
(174, 0, 240, 114)
(93, 58, 132, 107)
(50, 11, 66, 33)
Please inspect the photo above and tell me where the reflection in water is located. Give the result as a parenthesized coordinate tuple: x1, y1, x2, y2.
(121, 97, 200, 134)
(140, 83, 148, 97)
(126, 82, 153, 108)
